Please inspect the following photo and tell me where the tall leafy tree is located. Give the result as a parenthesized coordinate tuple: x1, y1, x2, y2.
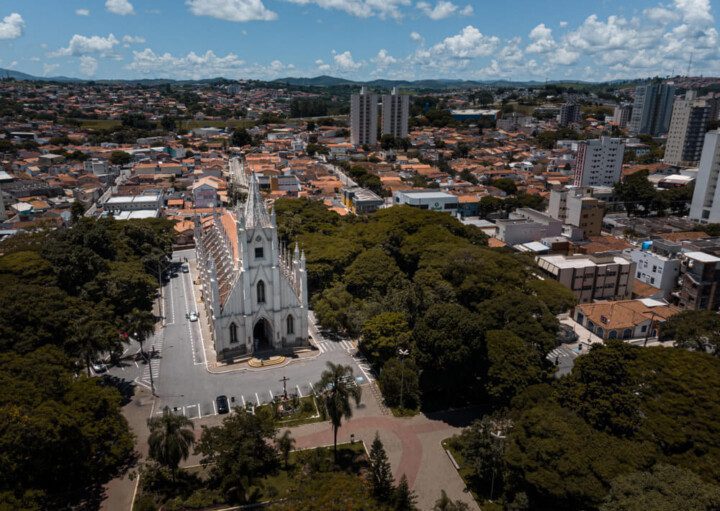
(275, 430, 296, 469)
(361, 313, 412, 366)
(147, 407, 196, 482)
(660, 310, 720, 355)
(432, 490, 469, 511)
(316, 362, 362, 461)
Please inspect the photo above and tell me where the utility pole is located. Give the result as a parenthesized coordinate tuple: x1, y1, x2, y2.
(279, 375, 289, 400)
(398, 348, 409, 409)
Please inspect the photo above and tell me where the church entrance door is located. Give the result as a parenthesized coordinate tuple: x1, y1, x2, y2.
(253, 318, 272, 352)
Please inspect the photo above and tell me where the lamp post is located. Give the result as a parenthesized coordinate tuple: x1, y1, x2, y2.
(398, 348, 410, 409)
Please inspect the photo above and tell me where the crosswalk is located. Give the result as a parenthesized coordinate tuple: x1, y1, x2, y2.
(547, 346, 578, 361)
(315, 339, 356, 354)
(141, 331, 164, 387)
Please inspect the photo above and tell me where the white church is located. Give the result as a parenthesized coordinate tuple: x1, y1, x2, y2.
(194, 176, 309, 361)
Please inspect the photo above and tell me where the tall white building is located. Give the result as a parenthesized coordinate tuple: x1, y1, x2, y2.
(664, 91, 715, 167)
(689, 130, 720, 223)
(381, 88, 409, 139)
(612, 104, 632, 128)
(573, 137, 625, 187)
(351, 86, 378, 146)
(628, 83, 676, 136)
(195, 176, 309, 361)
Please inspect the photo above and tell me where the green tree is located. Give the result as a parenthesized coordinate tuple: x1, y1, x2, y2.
(491, 178, 517, 195)
(486, 330, 543, 407)
(602, 464, 720, 511)
(147, 407, 196, 482)
(613, 170, 657, 217)
(232, 128, 252, 147)
(378, 357, 420, 409)
(160, 116, 176, 131)
(269, 471, 387, 511)
(70, 200, 85, 222)
(361, 312, 411, 366)
(432, 490, 469, 511)
(316, 362, 362, 462)
(450, 417, 505, 499)
(195, 408, 278, 503)
(109, 150, 131, 165)
(369, 432, 394, 501)
(124, 308, 156, 357)
(394, 474, 417, 511)
(660, 309, 720, 355)
(275, 430, 296, 469)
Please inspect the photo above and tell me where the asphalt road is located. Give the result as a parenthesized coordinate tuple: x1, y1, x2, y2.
(108, 249, 371, 420)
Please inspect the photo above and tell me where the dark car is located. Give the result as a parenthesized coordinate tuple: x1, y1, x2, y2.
(216, 395, 230, 414)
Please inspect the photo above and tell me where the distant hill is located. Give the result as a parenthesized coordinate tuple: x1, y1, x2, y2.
(272, 76, 587, 89)
(0, 68, 79, 82)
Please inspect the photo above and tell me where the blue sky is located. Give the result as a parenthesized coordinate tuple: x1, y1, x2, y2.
(0, 0, 718, 81)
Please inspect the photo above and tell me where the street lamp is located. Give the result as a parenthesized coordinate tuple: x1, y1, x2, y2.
(398, 348, 410, 409)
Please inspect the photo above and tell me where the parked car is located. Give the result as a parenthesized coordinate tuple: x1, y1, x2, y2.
(216, 395, 230, 414)
(91, 361, 108, 374)
(182, 264, 189, 273)
(189, 311, 198, 322)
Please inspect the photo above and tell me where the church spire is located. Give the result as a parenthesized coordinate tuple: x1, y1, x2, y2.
(244, 173, 271, 228)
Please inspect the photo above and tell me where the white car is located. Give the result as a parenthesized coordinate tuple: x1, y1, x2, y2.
(189, 311, 199, 322)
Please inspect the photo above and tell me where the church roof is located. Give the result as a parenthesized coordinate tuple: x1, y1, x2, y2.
(244, 174, 272, 229)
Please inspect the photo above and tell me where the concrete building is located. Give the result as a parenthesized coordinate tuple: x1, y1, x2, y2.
(392, 190, 459, 212)
(381, 88, 409, 139)
(573, 137, 625, 187)
(628, 82, 676, 136)
(548, 187, 606, 237)
(341, 186, 384, 214)
(351, 86, 378, 146)
(536, 253, 635, 303)
(676, 251, 720, 311)
(194, 177, 309, 361)
(496, 208, 563, 246)
(84, 158, 110, 176)
(449, 109, 499, 121)
(104, 193, 162, 212)
(558, 103, 581, 126)
(612, 104, 633, 128)
(689, 130, 720, 223)
(627, 248, 681, 298)
(664, 91, 715, 167)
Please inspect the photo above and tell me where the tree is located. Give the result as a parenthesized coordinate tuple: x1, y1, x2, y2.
(124, 308, 156, 356)
(147, 407, 195, 482)
(394, 474, 418, 511)
(613, 171, 657, 217)
(486, 330, 543, 408)
(432, 490, 469, 511)
(160, 116, 176, 132)
(195, 408, 278, 503)
(369, 432, 394, 501)
(269, 471, 387, 511)
(232, 128, 252, 147)
(275, 430, 295, 469)
(602, 464, 720, 511)
(71, 200, 85, 222)
(361, 312, 411, 365)
(316, 362, 362, 462)
(491, 178, 517, 195)
(450, 417, 505, 499)
(378, 357, 420, 409)
(660, 309, 720, 355)
(109, 150, 131, 165)
(69, 309, 122, 376)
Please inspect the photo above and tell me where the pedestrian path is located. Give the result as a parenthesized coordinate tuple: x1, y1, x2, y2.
(314, 339, 356, 354)
(546, 346, 579, 361)
(141, 331, 165, 388)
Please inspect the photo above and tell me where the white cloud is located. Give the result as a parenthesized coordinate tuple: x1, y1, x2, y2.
(417, 0, 472, 20)
(410, 31, 423, 43)
(0, 13, 25, 40)
(526, 23, 556, 53)
(674, 0, 713, 23)
(127, 49, 247, 79)
(374, 49, 397, 67)
(430, 25, 499, 58)
(186, 0, 277, 21)
(315, 59, 331, 71)
(644, 6, 679, 23)
(559, 20, 568, 27)
(122, 35, 146, 44)
(286, 0, 410, 19)
(106, 0, 135, 15)
(42, 63, 60, 76)
(333, 50, 362, 70)
(79, 55, 98, 76)
(52, 34, 119, 57)
(76, 8, 91, 16)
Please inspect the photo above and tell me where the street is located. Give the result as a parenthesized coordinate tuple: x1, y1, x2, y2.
(107, 248, 371, 420)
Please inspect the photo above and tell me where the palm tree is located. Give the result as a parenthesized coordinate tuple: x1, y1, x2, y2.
(275, 429, 295, 469)
(316, 362, 362, 462)
(147, 407, 195, 483)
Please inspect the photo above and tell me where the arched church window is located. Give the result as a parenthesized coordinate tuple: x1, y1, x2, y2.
(229, 322, 238, 343)
(287, 315, 294, 335)
(257, 280, 266, 303)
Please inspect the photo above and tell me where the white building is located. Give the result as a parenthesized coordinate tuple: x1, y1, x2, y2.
(629, 83, 676, 136)
(351, 87, 378, 146)
(573, 137, 625, 187)
(627, 248, 681, 297)
(194, 177, 309, 361)
(84, 158, 110, 176)
(392, 190, 458, 212)
(664, 91, 715, 167)
(496, 208, 563, 245)
(381, 88, 409, 139)
(104, 193, 162, 212)
(690, 130, 720, 223)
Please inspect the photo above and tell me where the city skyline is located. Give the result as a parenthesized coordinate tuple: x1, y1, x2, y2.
(0, 0, 718, 82)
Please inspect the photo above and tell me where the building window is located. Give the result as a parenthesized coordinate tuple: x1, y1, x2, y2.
(255, 246, 264, 259)
(257, 280, 266, 303)
(287, 315, 294, 335)
(229, 323, 238, 343)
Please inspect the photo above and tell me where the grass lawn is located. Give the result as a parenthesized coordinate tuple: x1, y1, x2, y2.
(255, 396, 325, 426)
(390, 406, 420, 418)
(69, 118, 122, 129)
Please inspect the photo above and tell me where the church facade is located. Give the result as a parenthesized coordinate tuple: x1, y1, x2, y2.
(194, 178, 309, 361)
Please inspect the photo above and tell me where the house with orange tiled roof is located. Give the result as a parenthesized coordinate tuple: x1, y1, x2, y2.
(573, 299, 680, 341)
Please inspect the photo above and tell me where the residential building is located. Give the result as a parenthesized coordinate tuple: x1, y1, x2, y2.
(676, 251, 720, 311)
(627, 247, 681, 298)
(84, 158, 110, 176)
(573, 299, 679, 341)
(628, 82, 676, 136)
(351, 86, 378, 146)
(191, 182, 219, 208)
(393, 190, 459, 212)
(612, 104, 632, 128)
(664, 91, 715, 167)
(341, 186, 384, 214)
(381, 88, 409, 139)
(194, 177, 309, 361)
(496, 209, 563, 246)
(558, 103, 581, 126)
(548, 187, 606, 237)
(536, 253, 635, 303)
(573, 137, 625, 187)
(104, 193, 162, 212)
(689, 130, 720, 223)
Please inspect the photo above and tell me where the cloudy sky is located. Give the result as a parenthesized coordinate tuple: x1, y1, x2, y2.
(0, 0, 717, 81)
